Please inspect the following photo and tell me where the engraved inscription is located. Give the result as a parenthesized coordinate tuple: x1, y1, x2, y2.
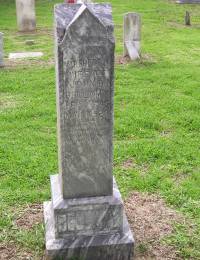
(68, 212, 76, 231)
(56, 206, 122, 236)
(57, 5, 114, 198)
(57, 214, 67, 233)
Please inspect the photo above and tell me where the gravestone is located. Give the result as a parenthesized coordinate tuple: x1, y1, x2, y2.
(124, 13, 141, 60)
(16, 0, 36, 32)
(44, 3, 134, 260)
(0, 32, 4, 67)
(185, 11, 191, 25)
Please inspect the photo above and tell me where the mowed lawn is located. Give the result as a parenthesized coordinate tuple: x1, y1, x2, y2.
(0, 0, 200, 258)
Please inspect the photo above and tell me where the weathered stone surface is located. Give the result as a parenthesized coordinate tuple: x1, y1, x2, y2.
(9, 52, 43, 59)
(124, 12, 141, 60)
(16, 0, 36, 32)
(0, 32, 4, 67)
(44, 175, 134, 259)
(50, 175, 123, 238)
(55, 4, 115, 199)
(44, 189, 134, 260)
(44, 4, 134, 260)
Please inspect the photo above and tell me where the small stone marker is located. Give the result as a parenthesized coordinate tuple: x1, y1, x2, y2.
(25, 39, 35, 45)
(16, 0, 36, 32)
(0, 32, 4, 67)
(9, 52, 43, 59)
(185, 11, 191, 25)
(44, 3, 134, 260)
(124, 12, 141, 60)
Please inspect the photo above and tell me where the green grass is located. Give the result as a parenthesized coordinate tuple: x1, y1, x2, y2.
(0, 0, 200, 258)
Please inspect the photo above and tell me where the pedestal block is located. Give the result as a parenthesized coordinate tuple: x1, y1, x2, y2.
(44, 175, 134, 260)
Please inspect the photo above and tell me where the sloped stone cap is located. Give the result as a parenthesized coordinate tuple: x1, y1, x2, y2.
(55, 3, 113, 28)
(54, 3, 114, 35)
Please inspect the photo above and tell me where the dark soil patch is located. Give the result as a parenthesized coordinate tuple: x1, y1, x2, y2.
(115, 53, 156, 66)
(0, 93, 18, 111)
(15, 203, 43, 230)
(121, 159, 137, 169)
(1, 194, 185, 259)
(121, 159, 149, 175)
(125, 192, 183, 259)
(0, 243, 33, 260)
(160, 130, 172, 138)
(115, 55, 131, 65)
(139, 53, 157, 64)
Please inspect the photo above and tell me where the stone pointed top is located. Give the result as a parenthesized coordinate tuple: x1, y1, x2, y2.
(67, 4, 88, 28)
(67, 4, 105, 31)
(54, 3, 113, 30)
(59, 4, 113, 47)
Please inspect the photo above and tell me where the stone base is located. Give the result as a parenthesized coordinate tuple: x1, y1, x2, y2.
(124, 41, 140, 60)
(44, 175, 134, 259)
(44, 201, 134, 260)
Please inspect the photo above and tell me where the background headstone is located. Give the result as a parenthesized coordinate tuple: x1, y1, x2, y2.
(44, 3, 134, 260)
(16, 0, 36, 32)
(185, 11, 191, 25)
(0, 32, 4, 67)
(124, 12, 141, 60)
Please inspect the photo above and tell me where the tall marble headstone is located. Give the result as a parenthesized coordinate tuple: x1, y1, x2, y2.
(0, 33, 4, 67)
(124, 13, 141, 60)
(16, 0, 36, 32)
(44, 3, 134, 260)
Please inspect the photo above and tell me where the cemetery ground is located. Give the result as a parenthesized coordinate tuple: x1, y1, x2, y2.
(0, 0, 200, 259)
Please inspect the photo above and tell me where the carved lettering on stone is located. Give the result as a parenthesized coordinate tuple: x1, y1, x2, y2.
(55, 4, 115, 199)
(55, 206, 122, 237)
